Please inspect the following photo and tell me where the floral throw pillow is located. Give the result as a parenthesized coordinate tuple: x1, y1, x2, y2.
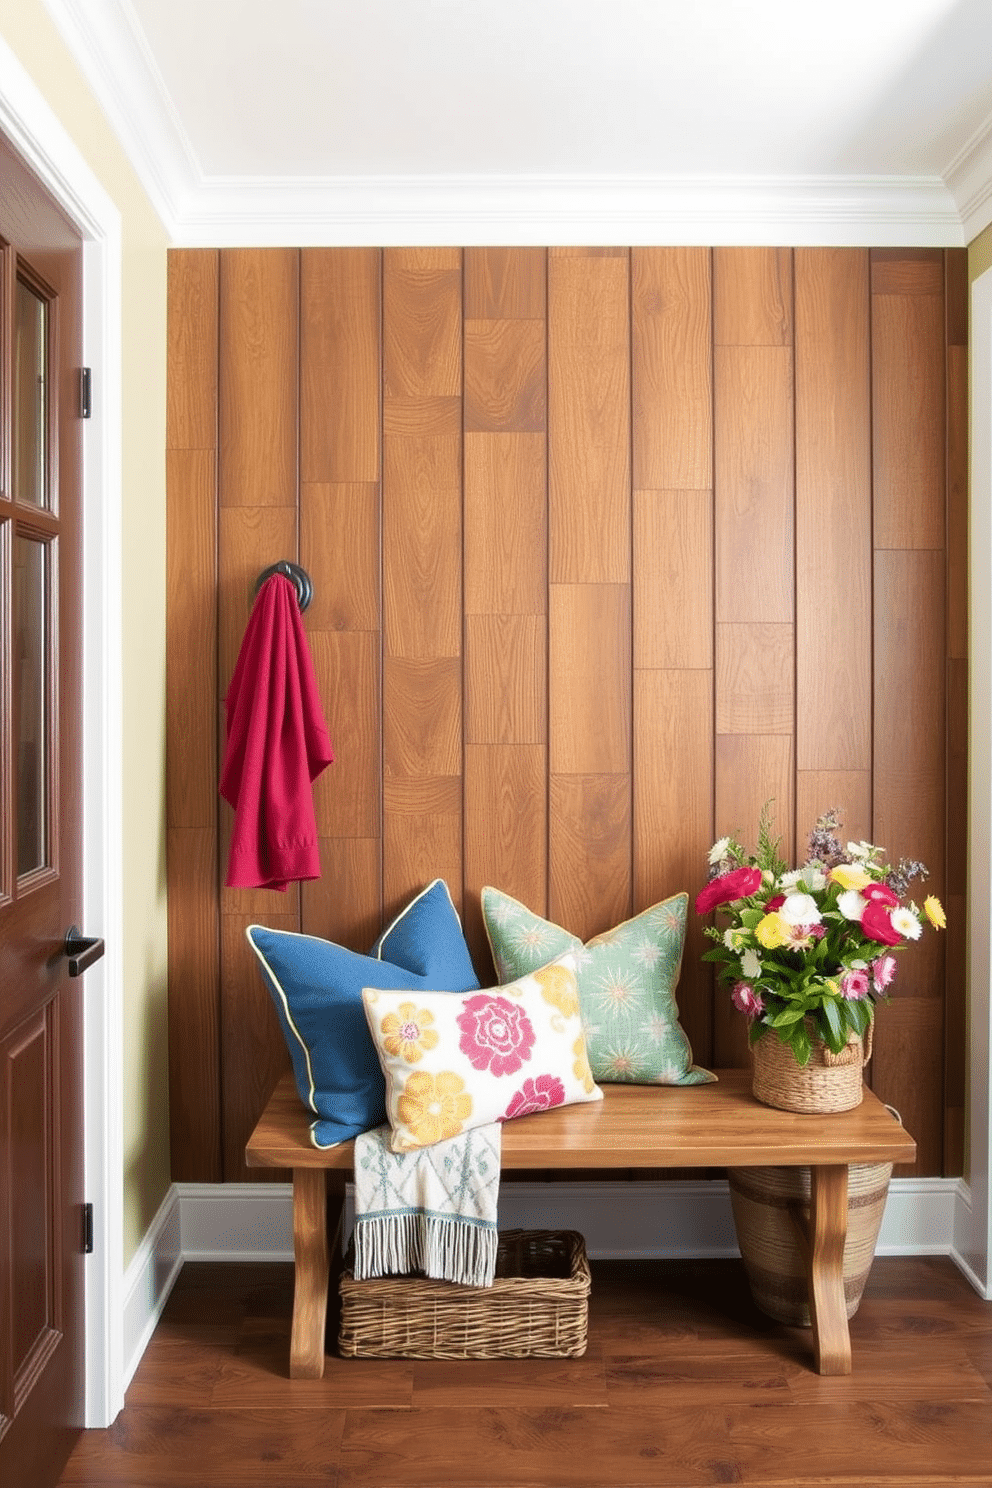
(363, 952, 602, 1152)
(481, 888, 715, 1087)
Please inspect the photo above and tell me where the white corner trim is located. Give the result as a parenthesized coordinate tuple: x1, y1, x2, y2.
(122, 1188, 182, 1395)
(169, 172, 965, 249)
(945, 108, 992, 243)
(40, 0, 198, 235)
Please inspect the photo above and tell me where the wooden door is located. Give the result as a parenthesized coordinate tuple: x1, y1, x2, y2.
(0, 133, 86, 1486)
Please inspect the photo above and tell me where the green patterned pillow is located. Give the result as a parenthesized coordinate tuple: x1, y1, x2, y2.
(481, 888, 715, 1086)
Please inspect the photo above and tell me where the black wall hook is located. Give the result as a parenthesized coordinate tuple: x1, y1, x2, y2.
(254, 560, 313, 612)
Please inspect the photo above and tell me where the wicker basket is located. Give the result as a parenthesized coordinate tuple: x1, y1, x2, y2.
(728, 1158, 893, 1326)
(751, 1018, 873, 1113)
(338, 1229, 590, 1359)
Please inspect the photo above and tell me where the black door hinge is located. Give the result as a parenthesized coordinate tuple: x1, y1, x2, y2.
(79, 367, 92, 419)
(83, 1202, 94, 1254)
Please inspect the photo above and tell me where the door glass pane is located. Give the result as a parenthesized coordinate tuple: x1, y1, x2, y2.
(14, 279, 48, 509)
(14, 535, 49, 876)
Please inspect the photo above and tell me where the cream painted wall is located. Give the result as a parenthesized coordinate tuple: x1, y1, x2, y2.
(0, 0, 170, 1267)
(970, 222, 992, 280)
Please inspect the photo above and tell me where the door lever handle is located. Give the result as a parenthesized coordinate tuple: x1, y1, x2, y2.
(64, 926, 106, 977)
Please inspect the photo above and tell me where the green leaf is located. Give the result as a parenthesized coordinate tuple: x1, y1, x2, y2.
(791, 1019, 812, 1066)
(768, 1005, 808, 1027)
(821, 996, 846, 1054)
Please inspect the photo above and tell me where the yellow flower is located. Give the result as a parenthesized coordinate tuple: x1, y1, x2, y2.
(755, 912, 791, 949)
(829, 863, 872, 892)
(924, 896, 946, 930)
(573, 1036, 595, 1094)
(535, 963, 579, 1018)
(380, 1002, 439, 1064)
(397, 1070, 472, 1146)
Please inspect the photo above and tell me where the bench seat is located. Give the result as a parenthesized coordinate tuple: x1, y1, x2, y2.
(246, 1068, 916, 1378)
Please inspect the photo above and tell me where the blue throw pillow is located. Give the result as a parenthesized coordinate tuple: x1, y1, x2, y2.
(247, 880, 479, 1148)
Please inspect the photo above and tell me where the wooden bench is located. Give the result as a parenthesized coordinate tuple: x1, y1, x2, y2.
(246, 1068, 915, 1378)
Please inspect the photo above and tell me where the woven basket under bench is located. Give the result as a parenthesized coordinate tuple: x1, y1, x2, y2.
(338, 1229, 590, 1359)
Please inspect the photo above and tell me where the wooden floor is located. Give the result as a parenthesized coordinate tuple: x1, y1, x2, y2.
(59, 1254, 991, 1487)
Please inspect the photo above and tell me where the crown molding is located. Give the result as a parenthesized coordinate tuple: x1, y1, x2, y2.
(169, 173, 964, 248)
(41, 0, 198, 233)
(945, 108, 992, 243)
(40, 0, 968, 248)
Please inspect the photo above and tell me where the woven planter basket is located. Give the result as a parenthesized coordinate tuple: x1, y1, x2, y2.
(751, 1016, 873, 1113)
(338, 1229, 590, 1360)
(728, 1156, 894, 1326)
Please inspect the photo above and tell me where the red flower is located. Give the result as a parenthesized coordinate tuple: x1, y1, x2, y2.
(861, 899, 902, 946)
(864, 882, 899, 907)
(765, 894, 785, 911)
(695, 866, 763, 915)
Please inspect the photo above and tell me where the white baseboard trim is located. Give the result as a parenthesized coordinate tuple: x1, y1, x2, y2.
(173, 1174, 972, 1264)
(121, 1186, 182, 1394)
(120, 1174, 982, 1398)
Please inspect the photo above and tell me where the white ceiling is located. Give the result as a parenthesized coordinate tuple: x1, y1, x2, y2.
(41, 0, 992, 245)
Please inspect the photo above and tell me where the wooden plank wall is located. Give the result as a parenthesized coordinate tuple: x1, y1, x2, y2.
(166, 245, 968, 1182)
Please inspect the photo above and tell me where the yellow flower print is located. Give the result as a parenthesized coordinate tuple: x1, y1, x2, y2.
(397, 1070, 472, 1146)
(534, 963, 579, 1018)
(755, 912, 791, 950)
(829, 863, 872, 892)
(924, 895, 946, 930)
(380, 1001, 439, 1064)
(573, 1036, 595, 1095)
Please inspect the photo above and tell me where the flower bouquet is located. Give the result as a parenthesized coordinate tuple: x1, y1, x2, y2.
(696, 808, 945, 1070)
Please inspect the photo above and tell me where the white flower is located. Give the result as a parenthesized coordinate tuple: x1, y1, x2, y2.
(779, 893, 822, 927)
(802, 867, 827, 892)
(847, 840, 876, 859)
(779, 869, 804, 890)
(709, 836, 731, 865)
(838, 889, 867, 921)
(891, 907, 922, 941)
(741, 947, 761, 979)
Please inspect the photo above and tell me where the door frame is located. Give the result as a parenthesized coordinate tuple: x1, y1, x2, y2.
(0, 35, 125, 1426)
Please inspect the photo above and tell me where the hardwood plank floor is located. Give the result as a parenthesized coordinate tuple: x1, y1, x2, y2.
(60, 1256, 992, 1486)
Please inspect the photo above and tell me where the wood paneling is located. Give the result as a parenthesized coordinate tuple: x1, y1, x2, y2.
(167, 240, 965, 1185)
(382, 250, 463, 921)
(794, 249, 871, 776)
(548, 249, 630, 583)
(300, 249, 380, 484)
(166, 250, 221, 1183)
(218, 250, 298, 509)
(632, 247, 712, 490)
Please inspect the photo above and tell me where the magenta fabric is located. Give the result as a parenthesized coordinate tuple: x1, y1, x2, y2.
(220, 574, 334, 890)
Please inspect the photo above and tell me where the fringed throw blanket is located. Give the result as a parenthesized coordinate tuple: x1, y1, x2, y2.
(353, 1122, 500, 1287)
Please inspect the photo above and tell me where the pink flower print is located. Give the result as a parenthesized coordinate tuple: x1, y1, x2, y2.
(731, 982, 765, 1019)
(457, 994, 535, 1077)
(840, 968, 871, 1000)
(501, 1075, 566, 1121)
(871, 954, 898, 992)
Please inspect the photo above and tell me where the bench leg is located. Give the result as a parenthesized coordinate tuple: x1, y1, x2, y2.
(797, 1164, 852, 1376)
(290, 1168, 329, 1379)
